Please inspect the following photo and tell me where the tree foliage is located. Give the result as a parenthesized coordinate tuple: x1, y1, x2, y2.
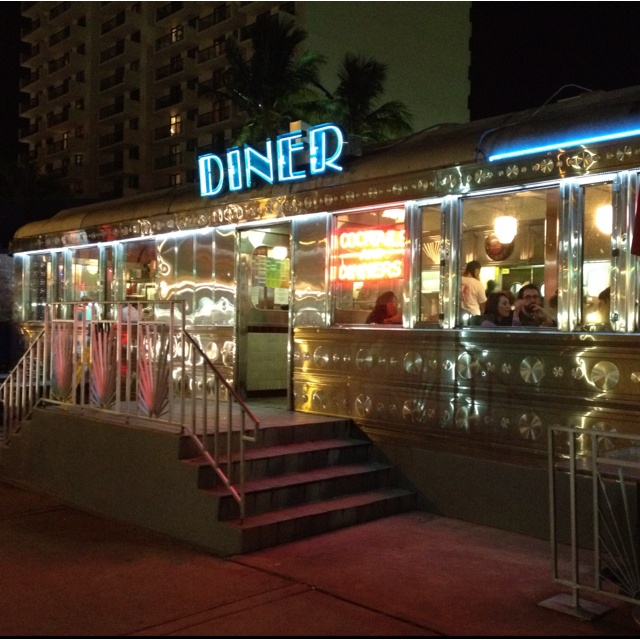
(218, 16, 413, 146)
(218, 16, 327, 145)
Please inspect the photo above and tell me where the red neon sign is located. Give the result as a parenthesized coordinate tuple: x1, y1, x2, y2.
(331, 227, 405, 282)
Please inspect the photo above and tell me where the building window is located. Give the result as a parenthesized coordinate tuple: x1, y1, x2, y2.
(75, 126, 84, 138)
(129, 146, 139, 160)
(331, 207, 405, 325)
(74, 154, 83, 165)
(128, 175, 139, 189)
(75, 99, 84, 110)
(130, 60, 140, 71)
(130, 118, 139, 130)
(131, 31, 141, 43)
(170, 114, 182, 135)
(130, 89, 140, 101)
(171, 26, 183, 43)
(213, 36, 226, 57)
(170, 173, 182, 186)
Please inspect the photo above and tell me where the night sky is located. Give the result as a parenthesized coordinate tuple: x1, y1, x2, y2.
(2, 2, 640, 164)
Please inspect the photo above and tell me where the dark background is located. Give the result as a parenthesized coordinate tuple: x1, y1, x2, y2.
(3, 2, 640, 163)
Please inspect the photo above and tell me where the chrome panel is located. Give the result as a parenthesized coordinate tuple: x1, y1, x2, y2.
(442, 196, 461, 329)
(406, 201, 422, 327)
(293, 327, 640, 458)
(615, 171, 639, 332)
(291, 213, 330, 327)
(557, 181, 582, 331)
(212, 226, 236, 326)
(193, 229, 214, 325)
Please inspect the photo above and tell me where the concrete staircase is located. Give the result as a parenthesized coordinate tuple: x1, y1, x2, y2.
(182, 418, 416, 553)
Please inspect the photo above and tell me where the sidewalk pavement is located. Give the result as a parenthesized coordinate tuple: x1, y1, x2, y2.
(1, 480, 638, 638)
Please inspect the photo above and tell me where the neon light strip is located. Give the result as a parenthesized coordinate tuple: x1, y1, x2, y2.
(488, 127, 640, 162)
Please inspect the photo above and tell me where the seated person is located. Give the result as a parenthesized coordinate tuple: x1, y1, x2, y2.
(365, 291, 402, 324)
(481, 291, 513, 327)
(513, 284, 556, 327)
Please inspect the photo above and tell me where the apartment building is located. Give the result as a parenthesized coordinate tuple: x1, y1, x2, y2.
(19, 1, 470, 200)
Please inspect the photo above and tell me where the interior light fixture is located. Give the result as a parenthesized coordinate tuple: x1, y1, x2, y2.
(381, 208, 405, 222)
(494, 215, 518, 244)
(595, 204, 613, 235)
(271, 246, 288, 260)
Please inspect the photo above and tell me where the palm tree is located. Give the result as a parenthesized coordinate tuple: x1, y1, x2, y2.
(328, 53, 413, 143)
(218, 16, 328, 145)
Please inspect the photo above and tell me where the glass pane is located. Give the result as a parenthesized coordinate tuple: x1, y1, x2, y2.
(461, 188, 558, 327)
(331, 207, 405, 325)
(420, 203, 442, 324)
(582, 182, 612, 330)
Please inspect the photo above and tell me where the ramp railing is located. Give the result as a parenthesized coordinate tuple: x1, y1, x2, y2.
(1, 301, 260, 521)
(542, 424, 640, 621)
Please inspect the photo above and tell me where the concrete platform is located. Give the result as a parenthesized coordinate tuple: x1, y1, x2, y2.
(1, 480, 638, 637)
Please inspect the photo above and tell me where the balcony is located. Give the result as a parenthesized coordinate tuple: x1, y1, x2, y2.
(46, 139, 68, 156)
(47, 81, 71, 106)
(21, 17, 41, 44)
(154, 152, 184, 171)
(46, 109, 71, 131)
(154, 88, 183, 111)
(153, 119, 194, 142)
(49, 2, 72, 20)
(198, 5, 232, 31)
(19, 96, 40, 115)
(99, 68, 138, 94)
(21, 43, 41, 64)
(20, 69, 41, 90)
(155, 1, 183, 22)
(20, 122, 40, 140)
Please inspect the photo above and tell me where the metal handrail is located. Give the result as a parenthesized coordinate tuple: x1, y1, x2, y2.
(544, 424, 640, 619)
(0, 328, 48, 444)
(181, 330, 259, 521)
(2, 300, 261, 521)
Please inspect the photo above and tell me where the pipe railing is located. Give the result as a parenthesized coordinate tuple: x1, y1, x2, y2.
(543, 424, 640, 620)
(1, 300, 260, 520)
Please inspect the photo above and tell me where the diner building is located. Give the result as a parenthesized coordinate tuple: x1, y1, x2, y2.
(4, 85, 640, 553)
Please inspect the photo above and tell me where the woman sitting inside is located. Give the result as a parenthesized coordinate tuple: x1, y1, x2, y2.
(366, 291, 402, 324)
(481, 291, 513, 327)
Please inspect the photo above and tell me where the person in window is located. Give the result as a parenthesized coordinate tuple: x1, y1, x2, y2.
(365, 291, 402, 324)
(513, 283, 556, 327)
(460, 260, 487, 319)
(481, 291, 513, 327)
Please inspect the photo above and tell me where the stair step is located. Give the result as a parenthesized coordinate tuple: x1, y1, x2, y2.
(212, 461, 396, 519)
(186, 437, 372, 485)
(233, 488, 416, 552)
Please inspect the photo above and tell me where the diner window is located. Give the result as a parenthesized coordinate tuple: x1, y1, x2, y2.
(331, 207, 405, 325)
(71, 247, 100, 301)
(121, 240, 157, 302)
(419, 203, 443, 324)
(460, 188, 558, 327)
(582, 182, 612, 331)
(247, 230, 290, 311)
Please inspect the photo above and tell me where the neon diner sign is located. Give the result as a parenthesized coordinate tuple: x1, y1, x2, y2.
(332, 227, 405, 282)
(198, 123, 345, 197)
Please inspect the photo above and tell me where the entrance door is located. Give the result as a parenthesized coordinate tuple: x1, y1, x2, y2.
(236, 223, 292, 405)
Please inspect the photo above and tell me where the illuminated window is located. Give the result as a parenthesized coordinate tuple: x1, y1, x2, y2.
(171, 26, 183, 43)
(419, 203, 443, 325)
(170, 173, 182, 186)
(331, 207, 405, 325)
(582, 182, 612, 331)
(460, 188, 558, 327)
(170, 114, 182, 135)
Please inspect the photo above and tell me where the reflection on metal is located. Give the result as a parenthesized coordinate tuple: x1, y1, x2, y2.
(455, 406, 478, 432)
(312, 390, 327, 411)
(402, 399, 424, 423)
(355, 394, 373, 418)
(313, 346, 330, 367)
(518, 412, 543, 440)
(520, 356, 545, 384)
(590, 361, 620, 390)
(403, 352, 423, 375)
(457, 352, 479, 379)
(356, 349, 373, 370)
